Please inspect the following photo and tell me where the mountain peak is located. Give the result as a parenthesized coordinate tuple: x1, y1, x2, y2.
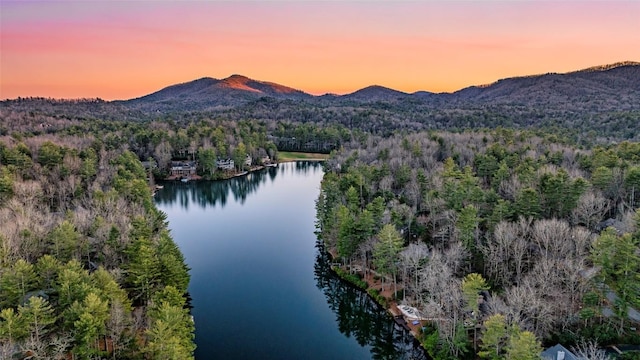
(225, 74, 251, 82)
(344, 84, 408, 102)
(219, 74, 261, 92)
(125, 74, 310, 110)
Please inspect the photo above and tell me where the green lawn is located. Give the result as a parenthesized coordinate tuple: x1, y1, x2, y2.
(278, 151, 330, 161)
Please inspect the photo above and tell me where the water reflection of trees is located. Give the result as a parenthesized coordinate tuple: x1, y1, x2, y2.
(294, 160, 321, 175)
(314, 243, 430, 360)
(154, 162, 323, 210)
(153, 165, 277, 209)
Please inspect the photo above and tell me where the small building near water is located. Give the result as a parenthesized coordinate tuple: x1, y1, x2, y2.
(216, 158, 235, 170)
(170, 161, 197, 177)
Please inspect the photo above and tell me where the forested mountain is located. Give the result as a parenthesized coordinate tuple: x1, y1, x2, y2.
(451, 61, 640, 111)
(120, 74, 312, 112)
(119, 61, 639, 108)
(2, 62, 639, 143)
(341, 85, 410, 102)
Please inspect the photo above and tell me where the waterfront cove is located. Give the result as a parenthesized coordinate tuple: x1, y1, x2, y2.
(154, 162, 428, 359)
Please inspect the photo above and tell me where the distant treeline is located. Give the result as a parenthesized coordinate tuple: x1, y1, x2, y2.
(3, 89, 639, 147)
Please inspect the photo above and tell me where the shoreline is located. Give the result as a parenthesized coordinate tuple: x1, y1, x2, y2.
(325, 248, 428, 351)
(162, 155, 327, 182)
(278, 158, 326, 163)
(163, 163, 274, 182)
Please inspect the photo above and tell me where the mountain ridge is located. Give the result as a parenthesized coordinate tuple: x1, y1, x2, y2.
(449, 62, 640, 110)
(2, 61, 638, 141)
(120, 61, 639, 109)
(3, 61, 639, 116)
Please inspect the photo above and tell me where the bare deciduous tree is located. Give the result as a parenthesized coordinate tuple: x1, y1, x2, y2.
(571, 339, 609, 360)
(570, 226, 593, 260)
(419, 249, 453, 307)
(20, 336, 49, 360)
(154, 141, 173, 172)
(504, 283, 554, 338)
(399, 242, 429, 295)
(443, 241, 468, 276)
(48, 334, 73, 360)
(108, 300, 131, 360)
(483, 217, 532, 287)
(532, 218, 572, 259)
(498, 176, 523, 201)
(571, 189, 610, 229)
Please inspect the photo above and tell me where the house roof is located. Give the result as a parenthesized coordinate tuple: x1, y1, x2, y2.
(170, 161, 197, 169)
(541, 344, 580, 360)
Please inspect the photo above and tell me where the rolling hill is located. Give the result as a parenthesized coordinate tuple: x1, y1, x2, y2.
(342, 85, 409, 102)
(122, 74, 312, 111)
(450, 61, 640, 111)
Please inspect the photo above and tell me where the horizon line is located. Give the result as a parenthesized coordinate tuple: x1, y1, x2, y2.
(2, 60, 638, 102)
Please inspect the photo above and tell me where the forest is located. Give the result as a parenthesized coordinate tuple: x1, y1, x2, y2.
(0, 110, 288, 359)
(0, 133, 196, 359)
(315, 129, 640, 359)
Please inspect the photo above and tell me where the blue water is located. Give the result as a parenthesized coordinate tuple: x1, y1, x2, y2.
(154, 162, 427, 359)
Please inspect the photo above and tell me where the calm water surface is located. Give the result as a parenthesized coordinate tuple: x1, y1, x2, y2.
(154, 162, 427, 359)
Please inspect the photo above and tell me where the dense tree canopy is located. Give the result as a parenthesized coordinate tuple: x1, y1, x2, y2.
(316, 129, 640, 359)
(0, 134, 192, 359)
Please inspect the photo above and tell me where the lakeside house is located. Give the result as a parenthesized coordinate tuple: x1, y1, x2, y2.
(170, 161, 197, 177)
(216, 158, 235, 170)
(216, 155, 252, 170)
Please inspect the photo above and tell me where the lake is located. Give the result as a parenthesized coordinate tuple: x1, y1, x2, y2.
(154, 161, 428, 359)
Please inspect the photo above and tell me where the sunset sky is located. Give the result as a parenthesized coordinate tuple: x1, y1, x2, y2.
(1, 1, 639, 100)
